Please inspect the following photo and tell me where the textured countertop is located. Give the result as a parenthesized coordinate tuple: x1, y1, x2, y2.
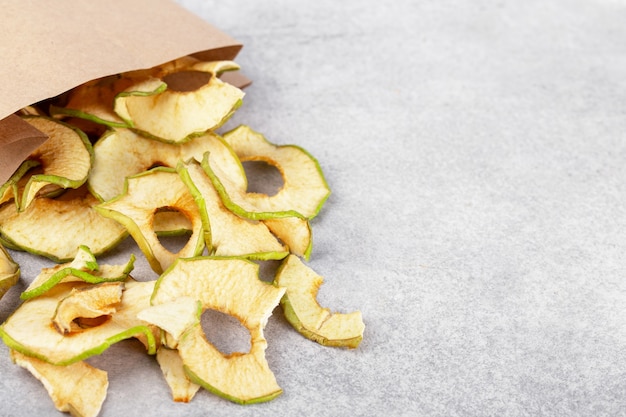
(2, 0, 626, 416)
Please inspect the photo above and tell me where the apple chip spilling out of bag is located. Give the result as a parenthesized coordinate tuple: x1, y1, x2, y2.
(0, 56, 364, 417)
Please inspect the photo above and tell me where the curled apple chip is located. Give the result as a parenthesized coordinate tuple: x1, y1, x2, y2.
(274, 255, 364, 349)
(177, 158, 288, 260)
(0, 160, 40, 209)
(88, 128, 245, 201)
(52, 282, 124, 335)
(19, 116, 93, 211)
(0, 242, 19, 300)
(0, 186, 127, 263)
(10, 350, 108, 417)
(114, 61, 244, 143)
(22, 245, 134, 300)
(95, 168, 204, 274)
(143, 257, 285, 404)
(0, 278, 156, 365)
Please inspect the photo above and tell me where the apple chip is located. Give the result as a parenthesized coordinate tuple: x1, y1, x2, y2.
(95, 168, 204, 274)
(145, 257, 285, 404)
(138, 297, 199, 345)
(18, 116, 93, 211)
(88, 128, 245, 201)
(274, 255, 364, 348)
(178, 158, 288, 260)
(188, 60, 241, 75)
(0, 186, 127, 263)
(21, 245, 134, 300)
(50, 74, 144, 128)
(0, 160, 40, 209)
(0, 278, 156, 365)
(113, 61, 244, 143)
(156, 346, 201, 403)
(200, 143, 316, 257)
(52, 282, 124, 335)
(0, 241, 19, 300)
(10, 350, 108, 417)
(216, 125, 331, 220)
(50, 56, 203, 128)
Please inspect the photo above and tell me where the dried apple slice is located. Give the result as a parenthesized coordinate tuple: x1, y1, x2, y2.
(21, 245, 134, 300)
(50, 74, 141, 128)
(95, 168, 204, 274)
(49, 56, 202, 128)
(217, 125, 331, 219)
(177, 158, 288, 260)
(0, 160, 40, 208)
(144, 257, 285, 404)
(189, 60, 241, 75)
(88, 128, 245, 201)
(113, 61, 244, 143)
(201, 146, 316, 257)
(0, 186, 127, 263)
(156, 346, 201, 403)
(10, 350, 108, 417)
(0, 242, 19, 300)
(0, 278, 156, 365)
(274, 255, 364, 348)
(52, 282, 124, 334)
(19, 116, 93, 211)
(138, 297, 199, 346)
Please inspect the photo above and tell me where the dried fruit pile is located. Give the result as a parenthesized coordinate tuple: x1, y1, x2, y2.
(0, 57, 364, 416)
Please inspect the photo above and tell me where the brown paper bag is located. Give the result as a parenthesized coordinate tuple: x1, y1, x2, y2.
(0, 0, 245, 183)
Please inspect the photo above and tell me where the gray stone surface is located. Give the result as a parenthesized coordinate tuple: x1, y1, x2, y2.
(2, 0, 626, 415)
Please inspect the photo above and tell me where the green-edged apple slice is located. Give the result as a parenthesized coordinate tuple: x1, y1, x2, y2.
(10, 350, 108, 417)
(113, 61, 244, 143)
(95, 167, 204, 274)
(142, 257, 285, 404)
(0, 186, 127, 263)
(49, 56, 202, 129)
(21, 245, 135, 300)
(200, 144, 316, 257)
(218, 125, 331, 219)
(50, 74, 142, 128)
(19, 116, 93, 211)
(0, 160, 40, 209)
(0, 242, 19, 300)
(0, 278, 157, 365)
(177, 158, 288, 260)
(274, 255, 364, 348)
(88, 128, 245, 202)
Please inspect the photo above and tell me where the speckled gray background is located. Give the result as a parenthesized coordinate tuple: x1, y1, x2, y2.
(2, 0, 626, 416)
